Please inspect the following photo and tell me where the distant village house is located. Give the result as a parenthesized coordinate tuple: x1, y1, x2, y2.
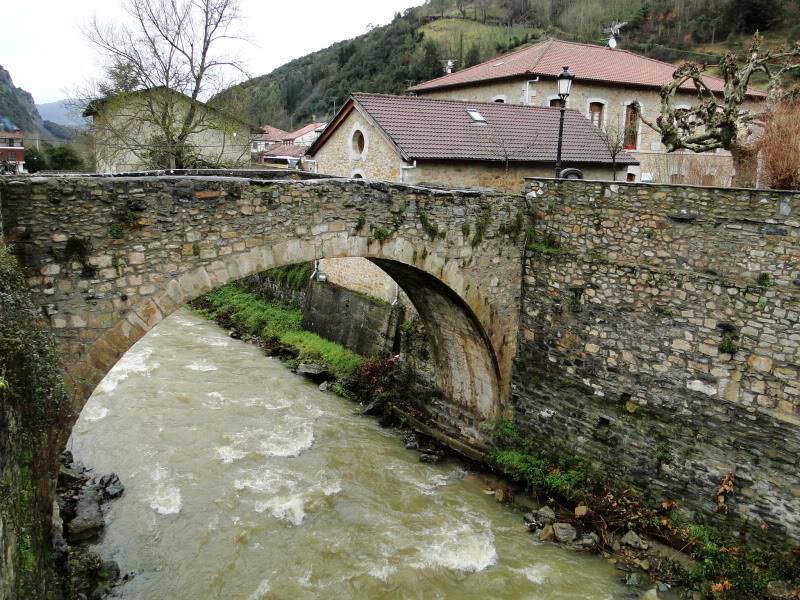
(251, 125, 289, 155)
(306, 93, 637, 192)
(0, 127, 25, 174)
(84, 88, 253, 173)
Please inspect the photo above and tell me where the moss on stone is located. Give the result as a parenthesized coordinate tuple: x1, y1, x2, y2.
(0, 244, 70, 599)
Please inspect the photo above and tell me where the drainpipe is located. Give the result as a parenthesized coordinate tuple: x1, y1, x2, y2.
(525, 77, 540, 105)
(400, 160, 417, 184)
(310, 259, 319, 280)
(391, 283, 400, 306)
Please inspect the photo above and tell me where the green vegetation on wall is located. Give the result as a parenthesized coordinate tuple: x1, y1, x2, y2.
(195, 284, 364, 380)
(0, 245, 70, 599)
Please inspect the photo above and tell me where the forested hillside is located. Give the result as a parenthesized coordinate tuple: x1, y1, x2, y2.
(213, 0, 798, 130)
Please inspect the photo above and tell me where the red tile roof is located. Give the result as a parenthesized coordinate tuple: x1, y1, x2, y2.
(260, 125, 290, 140)
(285, 122, 326, 141)
(408, 39, 766, 98)
(261, 144, 308, 158)
(309, 93, 638, 167)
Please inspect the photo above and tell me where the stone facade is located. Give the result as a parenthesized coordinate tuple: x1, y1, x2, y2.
(405, 160, 627, 192)
(310, 109, 404, 181)
(418, 79, 761, 186)
(0, 173, 523, 445)
(318, 257, 412, 307)
(516, 177, 800, 540)
(89, 92, 252, 173)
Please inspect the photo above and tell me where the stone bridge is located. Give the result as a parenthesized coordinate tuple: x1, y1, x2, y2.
(0, 171, 523, 444)
(3, 170, 800, 541)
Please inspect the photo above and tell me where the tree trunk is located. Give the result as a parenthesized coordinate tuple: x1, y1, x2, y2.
(730, 146, 758, 188)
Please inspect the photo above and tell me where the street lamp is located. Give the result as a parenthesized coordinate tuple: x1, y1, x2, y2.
(554, 66, 574, 179)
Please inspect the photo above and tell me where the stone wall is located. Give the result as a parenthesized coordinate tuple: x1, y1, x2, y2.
(302, 279, 404, 357)
(405, 161, 625, 193)
(514, 177, 800, 540)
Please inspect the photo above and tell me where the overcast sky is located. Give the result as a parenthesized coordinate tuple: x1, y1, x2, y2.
(2, 0, 424, 104)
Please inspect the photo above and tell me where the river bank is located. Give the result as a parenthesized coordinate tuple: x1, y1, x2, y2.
(190, 283, 800, 600)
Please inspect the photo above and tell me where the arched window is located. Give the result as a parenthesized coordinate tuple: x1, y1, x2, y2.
(492, 95, 507, 103)
(624, 104, 639, 150)
(589, 101, 604, 127)
(352, 173, 363, 179)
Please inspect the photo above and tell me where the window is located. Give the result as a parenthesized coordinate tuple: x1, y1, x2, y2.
(624, 104, 639, 149)
(351, 130, 365, 156)
(549, 98, 561, 108)
(701, 174, 715, 186)
(626, 172, 636, 182)
(467, 109, 486, 122)
(589, 102, 604, 127)
(670, 173, 685, 184)
(352, 173, 363, 179)
(492, 97, 506, 103)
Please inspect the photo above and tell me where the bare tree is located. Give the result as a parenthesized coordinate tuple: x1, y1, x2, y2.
(476, 0, 491, 23)
(83, 0, 249, 170)
(456, 0, 468, 18)
(596, 122, 626, 181)
(635, 34, 800, 187)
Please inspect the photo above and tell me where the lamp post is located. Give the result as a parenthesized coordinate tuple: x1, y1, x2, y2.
(554, 66, 574, 179)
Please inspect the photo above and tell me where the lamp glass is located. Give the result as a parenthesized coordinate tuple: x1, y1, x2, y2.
(557, 67, 573, 98)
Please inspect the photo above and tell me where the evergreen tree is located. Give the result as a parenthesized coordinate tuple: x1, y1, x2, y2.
(729, 0, 785, 32)
(464, 44, 482, 68)
(23, 147, 48, 173)
(414, 40, 445, 81)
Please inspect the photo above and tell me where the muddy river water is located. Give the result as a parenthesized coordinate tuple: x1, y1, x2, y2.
(70, 307, 631, 599)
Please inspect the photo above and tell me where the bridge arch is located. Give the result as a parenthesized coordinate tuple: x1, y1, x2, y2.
(0, 173, 523, 444)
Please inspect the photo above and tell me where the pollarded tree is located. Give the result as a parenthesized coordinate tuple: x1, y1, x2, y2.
(635, 34, 800, 187)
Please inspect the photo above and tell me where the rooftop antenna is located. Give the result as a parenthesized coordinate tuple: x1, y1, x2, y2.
(603, 21, 627, 49)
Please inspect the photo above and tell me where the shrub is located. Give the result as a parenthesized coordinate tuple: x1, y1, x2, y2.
(759, 102, 800, 190)
(264, 263, 313, 291)
(44, 144, 85, 171)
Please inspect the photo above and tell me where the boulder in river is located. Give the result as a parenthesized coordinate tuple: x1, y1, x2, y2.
(553, 522, 577, 543)
(620, 529, 649, 550)
(66, 488, 105, 543)
(297, 362, 329, 381)
(536, 505, 556, 525)
(99, 473, 125, 499)
(538, 524, 555, 541)
(361, 397, 385, 417)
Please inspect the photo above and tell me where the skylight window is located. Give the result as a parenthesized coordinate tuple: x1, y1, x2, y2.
(467, 109, 486, 122)
(493, 61, 505, 66)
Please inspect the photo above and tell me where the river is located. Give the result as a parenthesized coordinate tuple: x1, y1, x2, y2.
(69, 307, 631, 599)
